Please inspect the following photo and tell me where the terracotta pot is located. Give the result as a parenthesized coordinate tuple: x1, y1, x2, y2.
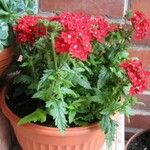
(125, 129, 150, 150)
(0, 48, 14, 76)
(0, 86, 105, 150)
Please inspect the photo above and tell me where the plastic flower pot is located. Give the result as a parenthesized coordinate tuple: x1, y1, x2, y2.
(125, 129, 150, 150)
(0, 48, 14, 77)
(0, 86, 105, 150)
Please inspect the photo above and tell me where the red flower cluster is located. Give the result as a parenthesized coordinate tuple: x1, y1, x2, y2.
(131, 11, 150, 41)
(120, 60, 150, 95)
(14, 16, 47, 44)
(53, 13, 109, 61)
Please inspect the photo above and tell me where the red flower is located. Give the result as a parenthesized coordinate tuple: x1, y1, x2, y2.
(120, 60, 150, 95)
(14, 16, 47, 44)
(69, 38, 92, 61)
(61, 31, 76, 44)
(55, 37, 70, 53)
(90, 17, 109, 43)
(53, 13, 109, 61)
(131, 11, 150, 41)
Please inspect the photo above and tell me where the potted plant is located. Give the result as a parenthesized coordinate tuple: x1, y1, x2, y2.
(0, 11, 150, 150)
(126, 129, 150, 150)
(0, 0, 37, 77)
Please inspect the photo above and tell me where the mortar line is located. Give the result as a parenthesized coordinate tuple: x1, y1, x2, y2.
(123, 0, 129, 16)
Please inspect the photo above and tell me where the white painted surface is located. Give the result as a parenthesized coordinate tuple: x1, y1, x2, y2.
(123, 0, 129, 16)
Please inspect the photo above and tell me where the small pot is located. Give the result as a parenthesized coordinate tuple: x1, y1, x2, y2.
(125, 129, 150, 150)
(0, 86, 105, 150)
(0, 48, 14, 77)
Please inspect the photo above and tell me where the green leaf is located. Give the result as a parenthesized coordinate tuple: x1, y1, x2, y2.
(123, 84, 131, 95)
(0, 0, 10, 12)
(125, 10, 133, 18)
(110, 67, 124, 78)
(37, 69, 54, 90)
(0, 41, 4, 51)
(100, 116, 118, 147)
(49, 21, 62, 31)
(90, 89, 104, 104)
(75, 74, 92, 89)
(68, 110, 76, 124)
(32, 90, 49, 101)
(97, 66, 110, 89)
(61, 87, 77, 98)
(0, 21, 8, 40)
(18, 108, 46, 125)
(100, 115, 111, 132)
(13, 74, 32, 84)
(106, 120, 118, 147)
(124, 105, 134, 117)
(0, 9, 9, 16)
(47, 100, 67, 133)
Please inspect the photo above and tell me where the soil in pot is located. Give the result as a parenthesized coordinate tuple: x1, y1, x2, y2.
(6, 84, 56, 127)
(127, 131, 150, 150)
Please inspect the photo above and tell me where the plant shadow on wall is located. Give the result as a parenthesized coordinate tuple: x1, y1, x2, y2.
(4, 10, 150, 148)
(0, 0, 37, 78)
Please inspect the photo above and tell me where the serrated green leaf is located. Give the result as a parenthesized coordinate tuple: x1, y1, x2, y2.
(106, 120, 118, 147)
(0, 21, 8, 40)
(61, 87, 77, 98)
(100, 116, 118, 147)
(18, 108, 46, 125)
(49, 21, 62, 31)
(68, 110, 76, 124)
(75, 75, 91, 89)
(97, 66, 110, 89)
(47, 100, 67, 133)
(0, 30, 8, 40)
(110, 67, 124, 78)
(13, 74, 32, 84)
(123, 84, 131, 95)
(1, 39, 8, 46)
(124, 105, 134, 117)
(32, 90, 48, 101)
(37, 69, 54, 90)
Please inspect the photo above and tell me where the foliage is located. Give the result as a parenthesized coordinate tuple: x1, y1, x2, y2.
(0, 21, 8, 51)
(18, 108, 47, 125)
(0, 0, 37, 51)
(11, 11, 150, 147)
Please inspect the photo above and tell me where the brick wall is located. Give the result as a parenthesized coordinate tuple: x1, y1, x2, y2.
(39, 0, 150, 140)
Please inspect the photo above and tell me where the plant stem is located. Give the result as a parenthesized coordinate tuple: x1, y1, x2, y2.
(51, 35, 58, 70)
(44, 52, 51, 69)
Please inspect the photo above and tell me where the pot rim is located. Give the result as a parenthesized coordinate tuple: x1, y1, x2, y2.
(0, 47, 13, 60)
(125, 129, 150, 150)
(0, 85, 103, 136)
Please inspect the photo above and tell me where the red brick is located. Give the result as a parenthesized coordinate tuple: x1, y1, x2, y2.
(132, 34, 150, 47)
(125, 115, 150, 129)
(130, 0, 150, 46)
(39, 0, 124, 18)
(130, 0, 150, 18)
(129, 50, 150, 69)
(134, 95, 150, 111)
